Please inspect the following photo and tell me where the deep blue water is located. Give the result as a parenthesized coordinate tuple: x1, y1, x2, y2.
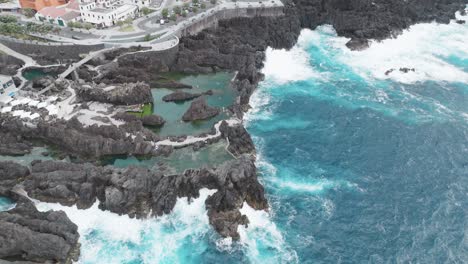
(245, 22, 468, 263)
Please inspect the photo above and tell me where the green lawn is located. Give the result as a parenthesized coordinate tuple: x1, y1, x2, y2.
(127, 103, 153, 118)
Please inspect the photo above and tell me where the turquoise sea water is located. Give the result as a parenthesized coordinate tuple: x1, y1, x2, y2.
(0, 197, 14, 211)
(34, 14, 468, 264)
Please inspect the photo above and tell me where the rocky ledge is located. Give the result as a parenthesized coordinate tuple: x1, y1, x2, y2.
(74, 82, 153, 105)
(2, 154, 265, 240)
(0, 198, 80, 263)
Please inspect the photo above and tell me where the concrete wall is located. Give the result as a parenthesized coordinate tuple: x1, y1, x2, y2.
(179, 6, 284, 37)
(0, 37, 104, 65)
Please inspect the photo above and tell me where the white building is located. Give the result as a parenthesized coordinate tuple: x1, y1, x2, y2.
(79, 0, 147, 27)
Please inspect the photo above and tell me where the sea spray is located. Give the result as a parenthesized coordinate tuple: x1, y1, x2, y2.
(37, 189, 217, 264)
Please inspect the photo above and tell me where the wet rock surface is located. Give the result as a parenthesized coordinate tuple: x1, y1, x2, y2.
(182, 97, 220, 122)
(0, 198, 80, 264)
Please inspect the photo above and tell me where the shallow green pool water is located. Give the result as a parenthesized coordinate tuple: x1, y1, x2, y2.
(151, 72, 236, 136)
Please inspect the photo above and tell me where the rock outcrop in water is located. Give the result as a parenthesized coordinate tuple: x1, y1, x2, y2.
(162, 90, 213, 102)
(75, 82, 153, 105)
(0, 198, 80, 263)
(182, 97, 220, 121)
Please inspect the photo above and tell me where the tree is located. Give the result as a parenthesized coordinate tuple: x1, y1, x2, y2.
(143, 34, 152, 41)
(200, 3, 206, 9)
(183, 3, 189, 9)
(192, 0, 199, 4)
(210, 0, 216, 4)
(116, 20, 124, 28)
(192, 6, 198, 13)
(173, 6, 181, 15)
(124, 17, 133, 25)
(0, 15, 17, 23)
(141, 7, 152, 15)
(22, 8, 36, 18)
(83, 22, 93, 31)
(161, 8, 169, 18)
(170, 13, 177, 21)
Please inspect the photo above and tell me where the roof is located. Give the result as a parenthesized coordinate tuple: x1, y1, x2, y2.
(61, 10, 80, 21)
(90, 7, 113, 13)
(38, 0, 79, 17)
(38, 6, 67, 18)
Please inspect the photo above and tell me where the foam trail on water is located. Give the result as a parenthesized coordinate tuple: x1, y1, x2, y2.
(36, 189, 216, 264)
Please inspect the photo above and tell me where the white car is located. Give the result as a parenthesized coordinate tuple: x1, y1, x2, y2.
(160, 19, 165, 25)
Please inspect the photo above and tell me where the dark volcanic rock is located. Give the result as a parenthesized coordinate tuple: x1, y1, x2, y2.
(0, 198, 80, 263)
(0, 54, 23, 76)
(219, 121, 255, 156)
(182, 97, 220, 122)
(163, 90, 213, 102)
(141, 114, 165, 127)
(0, 161, 30, 196)
(163, 91, 200, 102)
(0, 115, 166, 159)
(75, 82, 153, 105)
(345, 38, 370, 51)
(0, 132, 32, 156)
(23, 155, 266, 239)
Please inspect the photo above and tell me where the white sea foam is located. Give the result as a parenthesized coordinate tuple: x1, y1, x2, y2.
(36, 189, 216, 264)
(238, 202, 298, 263)
(261, 45, 320, 84)
(337, 11, 468, 84)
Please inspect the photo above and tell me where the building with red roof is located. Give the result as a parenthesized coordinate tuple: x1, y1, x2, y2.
(35, 0, 81, 26)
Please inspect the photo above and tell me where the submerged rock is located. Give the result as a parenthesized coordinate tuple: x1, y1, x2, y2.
(0, 198, 80, 263)
(162, 90, 213, 102)
(182, 97, 220, 122)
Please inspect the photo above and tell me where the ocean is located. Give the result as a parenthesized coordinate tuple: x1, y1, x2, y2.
(28, 11, 468, 263)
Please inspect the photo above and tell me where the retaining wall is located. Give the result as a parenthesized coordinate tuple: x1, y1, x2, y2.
(0, 36, 104, 65)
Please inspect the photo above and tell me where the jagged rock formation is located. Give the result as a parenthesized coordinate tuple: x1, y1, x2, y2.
(0, 115, 170, 159)
(75, 82, 153, 105)
(219, 121, 255, 157)
(0, 133, 32, 156)
(0, 161, 29, 196)
(21, 155, 264, 239)
(182, 97, 220, 121)
(162, 90, 213, 102)
(0, 54, 23, 76)
(0, 198, 80, 263)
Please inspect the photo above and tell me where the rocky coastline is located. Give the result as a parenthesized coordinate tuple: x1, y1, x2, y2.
(1, 0, 466, 262)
